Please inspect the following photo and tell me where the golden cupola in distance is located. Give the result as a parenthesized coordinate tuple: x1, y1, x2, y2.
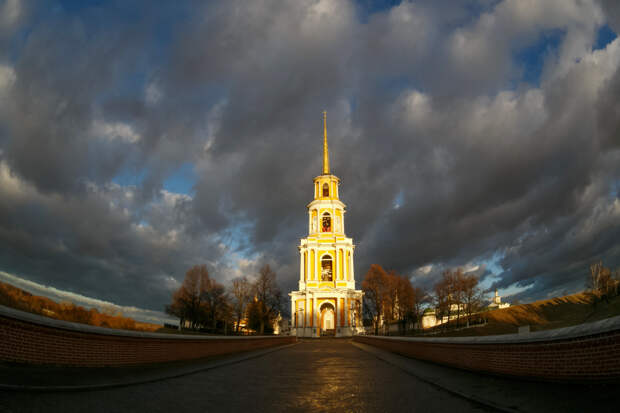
(289, 112, 364, 338)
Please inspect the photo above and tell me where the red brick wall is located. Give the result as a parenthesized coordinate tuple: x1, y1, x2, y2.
(354, 331, 620, 382)
(0, 314, 296, 367)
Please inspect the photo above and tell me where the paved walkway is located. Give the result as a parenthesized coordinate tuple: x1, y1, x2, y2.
(1, 339, 490, 413)
(2, 338, 618, 413)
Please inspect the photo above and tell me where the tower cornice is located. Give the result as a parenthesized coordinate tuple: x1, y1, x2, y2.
(306, 199, 346, 209)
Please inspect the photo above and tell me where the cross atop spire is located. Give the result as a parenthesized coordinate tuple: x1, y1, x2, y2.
(323, 111, 330, 175)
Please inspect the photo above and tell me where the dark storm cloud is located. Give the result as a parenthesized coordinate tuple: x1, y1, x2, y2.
(0, 0, 618, 312)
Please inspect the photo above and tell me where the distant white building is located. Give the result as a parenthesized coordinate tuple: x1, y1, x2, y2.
(487, 290, 510, 310)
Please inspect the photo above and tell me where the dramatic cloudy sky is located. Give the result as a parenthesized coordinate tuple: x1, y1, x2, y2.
(1, 0, 619, 322)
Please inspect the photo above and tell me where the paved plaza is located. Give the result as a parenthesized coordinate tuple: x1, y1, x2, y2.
(1, 339, 618, 413)
(1, 339, 491, 413)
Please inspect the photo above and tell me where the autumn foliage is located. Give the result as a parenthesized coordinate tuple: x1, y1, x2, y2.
(362, 264, 426, 335)
(0, 280, 160, 331)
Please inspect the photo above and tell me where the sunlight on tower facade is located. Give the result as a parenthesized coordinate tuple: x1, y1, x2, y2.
(289, 113, 364, 338)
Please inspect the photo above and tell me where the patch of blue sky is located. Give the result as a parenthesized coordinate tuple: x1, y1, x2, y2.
(610, 179, 620, 198)
(354, 0, 403, 22)
(217, 220, 256, 261)
(54, 0, 107, 13)
(594, 24, 617, 51)
(163, 162, 197, 195)
(112, 166, 147, 188)
(479, 273, 500, 292)
(499, 282, 533, 300)
(392, 189, 404, 209)
(484, 250, 505, 274)
(477, 250, 506, 290)
(105, 72, 150, 104)
(478, 273, 533, 302)
(379, 75, 423, 98)
(53, 0, 147, 23)
(514, 29, 564, 86)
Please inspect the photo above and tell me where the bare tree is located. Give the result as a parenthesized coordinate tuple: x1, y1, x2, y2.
(251, 264, 283, 335)
(588, 261, 604, 294)
(393, 274, 415, 335)
(383, 270, 400, 328)
(200, 276, 228, 332)
(461, 273, 481, 319)
(165, 265, 231, 332)
(231, 277, 252, 333)
(453, 269, 465, 327)
(434, 270, 453, 328)
(166, 265, 210, 330)
(362, 264, 389, 335)
(587, 261, 619, 303)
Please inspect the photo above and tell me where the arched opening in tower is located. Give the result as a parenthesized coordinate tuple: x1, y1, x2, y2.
(321, 255, 333, 281)
(319, 302, 335, 336)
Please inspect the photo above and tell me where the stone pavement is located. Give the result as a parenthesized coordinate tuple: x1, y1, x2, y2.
(2, 338, 618, 413)
(0, 343, 296, 391)
(352, 341, 620, 413)
(0, 338, 491, 413)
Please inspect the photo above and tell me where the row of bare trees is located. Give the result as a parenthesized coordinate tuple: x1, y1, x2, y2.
(361, 264, 486, 335)
(165, 264, 283, 335)
(362, 264, 427, 335)
(433, 268, 482, 328)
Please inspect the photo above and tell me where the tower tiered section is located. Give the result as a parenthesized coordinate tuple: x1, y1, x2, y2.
(289, 113, 364, 337)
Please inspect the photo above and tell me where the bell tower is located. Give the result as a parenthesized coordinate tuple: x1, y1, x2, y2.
(289, 113, 364, 338)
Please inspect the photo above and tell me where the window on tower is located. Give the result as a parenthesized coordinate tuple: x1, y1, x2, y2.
(322, 213, 331, 232)
(322, 183, 329, 197)
(321, 256, 333, 281)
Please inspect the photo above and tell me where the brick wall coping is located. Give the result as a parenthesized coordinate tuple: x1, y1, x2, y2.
(0, 304, 282, 340)
(366, 315, 620, 344)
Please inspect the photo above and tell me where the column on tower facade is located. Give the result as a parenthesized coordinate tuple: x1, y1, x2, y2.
(313, 296, 317, 333)
(315, 248, 319, 282)
(351, 251, 355, 282)
(309, 249, 314, 281)
(334, 246, 338, 282)
(335, 296, 339, 328)
(343, 250, 347, 282)
(299, 250, 304, 284)
(349, 252, 353, 281)
(291, 299, 295, 328)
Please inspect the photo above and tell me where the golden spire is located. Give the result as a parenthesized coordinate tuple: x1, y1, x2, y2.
(323, 111, 329, 175)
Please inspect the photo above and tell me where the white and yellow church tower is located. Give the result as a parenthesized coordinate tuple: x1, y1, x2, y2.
(289, 113, 364, 337)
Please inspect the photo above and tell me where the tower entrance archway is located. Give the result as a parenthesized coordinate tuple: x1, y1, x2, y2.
(319, 302, 335, 336)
